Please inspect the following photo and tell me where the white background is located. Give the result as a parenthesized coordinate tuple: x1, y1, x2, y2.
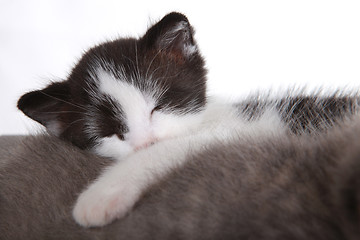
(1, 0, 360, 135)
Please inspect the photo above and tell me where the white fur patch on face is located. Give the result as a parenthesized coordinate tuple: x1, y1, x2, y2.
(96, 69, 156, 147)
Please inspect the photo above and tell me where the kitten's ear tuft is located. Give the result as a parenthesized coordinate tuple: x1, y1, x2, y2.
(17, 82, 72, 136)
(142, 12, 198, 58)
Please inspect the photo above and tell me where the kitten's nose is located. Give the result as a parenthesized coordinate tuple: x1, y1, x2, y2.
(134, 140, 156, 151)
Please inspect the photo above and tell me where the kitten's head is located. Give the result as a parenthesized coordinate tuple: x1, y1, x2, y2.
(18, 12, 207, 158)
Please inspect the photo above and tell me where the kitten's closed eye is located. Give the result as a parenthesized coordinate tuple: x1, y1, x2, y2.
(116, 133, 125, 141)
(151, 105, 162, 115)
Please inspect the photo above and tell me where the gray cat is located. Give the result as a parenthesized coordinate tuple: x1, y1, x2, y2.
(1, 117, 360, 239)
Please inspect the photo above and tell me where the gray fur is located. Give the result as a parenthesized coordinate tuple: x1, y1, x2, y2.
(1, 119, 360, 239)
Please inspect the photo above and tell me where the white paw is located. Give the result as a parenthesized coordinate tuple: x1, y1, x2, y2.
(72, 181, 139, 227)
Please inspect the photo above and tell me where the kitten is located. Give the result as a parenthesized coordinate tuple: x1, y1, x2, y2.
(18, 12, 207, 158)
(17, 12, 360, 227)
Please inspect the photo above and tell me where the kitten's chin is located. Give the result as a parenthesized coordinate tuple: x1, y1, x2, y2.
(94, 135, 134, 161)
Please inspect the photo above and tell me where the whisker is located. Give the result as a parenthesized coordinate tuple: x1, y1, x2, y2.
(39, 91, 88, 111)
(145, 49, 163, 80)
(134, 42, 141, 80)
(62, 118, 86, 131)
(40, 110, 85, 115)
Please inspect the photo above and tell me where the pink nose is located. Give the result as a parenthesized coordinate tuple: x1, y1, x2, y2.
(134, 140, 156, 151)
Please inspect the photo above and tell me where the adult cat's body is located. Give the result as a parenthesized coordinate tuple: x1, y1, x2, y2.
(1, 120, 360, 239)
(17, 12, 360, 227)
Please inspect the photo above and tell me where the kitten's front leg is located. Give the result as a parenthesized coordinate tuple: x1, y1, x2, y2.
(72, 162, 143, 227)
(72, 135, 200, 227)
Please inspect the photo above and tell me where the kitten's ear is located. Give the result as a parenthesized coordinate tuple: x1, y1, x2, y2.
(17, 82, 72, 136)
(142, 12, 198, 58)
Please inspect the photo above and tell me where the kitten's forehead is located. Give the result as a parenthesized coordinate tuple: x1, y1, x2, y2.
(91, 67, 156, 132)
(88, 58, 165, 102)
(95, 68, 156, 112)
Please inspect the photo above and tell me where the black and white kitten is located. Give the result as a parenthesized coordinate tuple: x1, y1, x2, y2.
(17, 12, 359, 227)
(18, 12, 207, 156)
